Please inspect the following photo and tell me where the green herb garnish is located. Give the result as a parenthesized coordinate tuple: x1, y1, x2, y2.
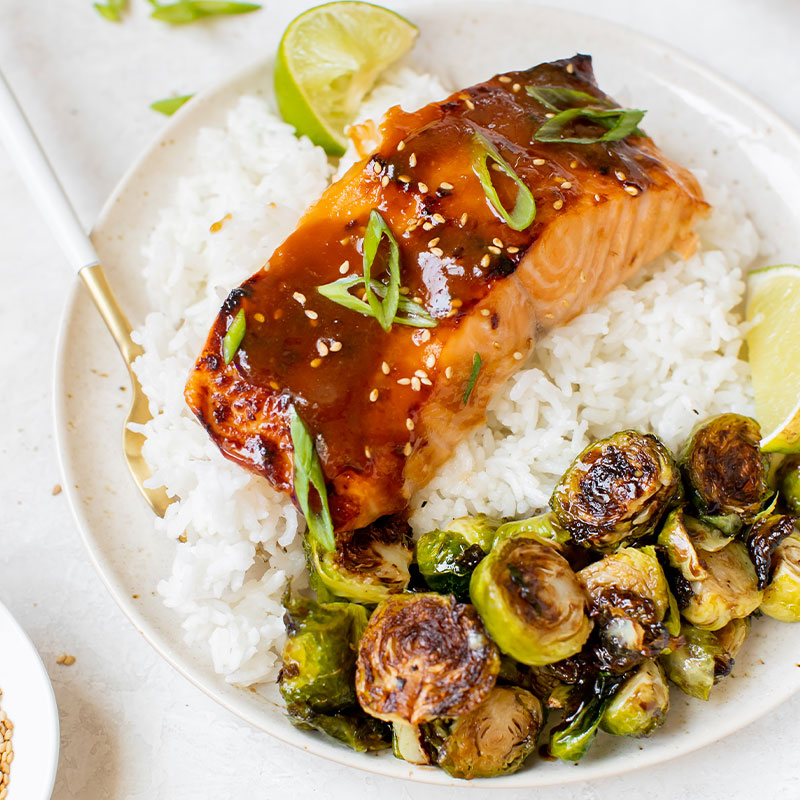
(317, 276, 436, 328)
(149, 0, 260, 24)
(94, 0, 126, 21)
(462, 352, 482, 405)
(150, 94, 194, 115)
(471, 132, 535, 231)
(222, 308, 246, 364)
(525, 86, 606, 112)
(361, 209, 401, 332)
(290, 408, 335, 553)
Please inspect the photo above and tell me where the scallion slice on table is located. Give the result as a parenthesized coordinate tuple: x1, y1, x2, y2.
(93, 0, 126, 22)
(471, 132, 535, 231)
(150, 94, 194, 115)
(222, 308, 246, 364)
(149, 0, 261, 24)
(462, 352, 482, 404)
(290, 408, 335, 553)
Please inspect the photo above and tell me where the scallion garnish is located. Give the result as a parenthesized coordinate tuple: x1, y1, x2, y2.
(525, 86, 606, 112)
(290, 408, 335, 553)
(362, 209, 401, 332)
(149, 0, 261, 24)
(317, 276, 436, 328)
(462, 352, 482, 405)
(471, 132, 536, 231)
(94, 0, 126, 21)
(222, 308, 246, 364)
(150, 94, 194, 116)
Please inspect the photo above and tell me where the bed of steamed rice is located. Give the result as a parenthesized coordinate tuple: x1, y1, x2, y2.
(131, 67, 758, 687)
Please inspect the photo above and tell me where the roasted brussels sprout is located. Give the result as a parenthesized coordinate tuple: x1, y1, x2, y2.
(437, 687, 543, 779)
(599, 660, 669, 738)
(550, 430, 681, 549)
(415, 515, 499, 599)
(287, 704, 391, 751)
(660, 619, 749, 700)
(493, 512, 570, 547)
(308, 514, 413, 604)
(391, 720, 448, 765)
(746, 511, 798, 589)
(680, 413, 772, 530)
(279, 593, 368, 712)
(470, 535, 592, 666)
(760, 530, 800, 622)
(778, 456, 800, 514)
(577, 546, 672, 671)
(355, 593, 500, 725)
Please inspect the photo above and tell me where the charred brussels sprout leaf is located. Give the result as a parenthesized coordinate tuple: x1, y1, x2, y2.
(550, 430, 680, 549)
(680, 413, 772, 529)
(577, 547, 672, 672)
(415, 516, 499, 599)
(746, 511, 798, 590)
(494, 511, 570, 547)
(437, 687, 543, 779)
(279, 594, 368, 712)
(470, 536, 592, 666)
(600, 660, 669, 738)
(355, 593, 500, 725)
(760, 530, 800, 622)
(778, 456, 800, 514)
(308, 514, 413, 604)
(660, 619, 748, 700)
(287, 703, 391, 751)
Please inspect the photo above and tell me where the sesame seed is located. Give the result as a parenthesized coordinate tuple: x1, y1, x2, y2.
(404, 442, 413, 456)
(432, 213, 446, 224)
(399, 286, 410, 295)
(545, 112, 555, 119)
(446, 308, 458, 318)
(419, 329, 432, 342)
(533, 158, 546, 166)
(491, 163, 505, 173)
(341, 236, 351, 245)
(339, 259, 350, 274)
(397, 140, 406, 151)
(624, 185, 640, 196)
(421, 377, 432, 386)
(370, 388, 379, 402)
(595, 194, 601, 202)
(461, 94, 476, 110)
(269, 381, 280, 390)
(330, 340, 342, 352)
(488, 245, 501, 255)
(304, 309, 318, 320)
(430, 247, 444, 257)
(365, 446, 372, 458)
(425, 354, 436, 368)
(481, 308, 491, 317)
(428, 237, 440, 247)
(406, 417, 415, 430)
(381, 175, 390, 187)
(553, 199, 564, 210)
(398, 378, 411, 385)
(292, 291, 306, 304)
(492, 238, 503, 248)
(254, 312, 265, 323)
(445, 366, 453, 379)
(566, 63, 575, 74)
(493, 341, 501, 349)
(413, 296, 423, 304)
(615, 170, 627, 181)
(570, 160, 579, 169)
(422, 221, 434, 231)
(440, 181, 454, 191)
(498, 75, 512, 83)
(513, 351, 523, 360)
(398, 174, 410, 183)
(317, 340, 329, 357)
(560, 181, 573, 189)
(310, 358, 322, 368)
(411, 377, 422, 392)
(507, 246, 519, 254)
(512, 83, 521, 92)
(480, 253, 491, 268)
(381, 361, 390, 374)
(418, 182, 429, 194)
(415, 369, 428, 378)
(372, 161, 382, 174)
(451, 298, 463, 308)
(408, 152, 417, 167)
(460, 212, 469, 225)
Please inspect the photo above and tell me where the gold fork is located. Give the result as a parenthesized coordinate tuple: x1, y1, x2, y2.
(0, 67, 170, 517)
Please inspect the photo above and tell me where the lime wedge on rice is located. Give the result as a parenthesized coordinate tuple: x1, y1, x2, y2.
(274, 2, 418, 156)
(746, 264, 800, 453)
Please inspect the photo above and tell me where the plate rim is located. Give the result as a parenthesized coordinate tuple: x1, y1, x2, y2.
(53, 0, 800, 787)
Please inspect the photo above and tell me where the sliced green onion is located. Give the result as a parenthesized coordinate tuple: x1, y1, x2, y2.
(150, 0, 260, 24)
(362, 210, 401, 331)
(222, 308, 246, 364)
(471, 132, 536, 231)
(525, 86, 607, 112)
(150, 94, 194, 116)
(290, 408, 335, 553)
(533, 106, 645, 144)
(93, 0, 126, 21)
(462, 352, 482, 405)
(317, 278, 437, 329)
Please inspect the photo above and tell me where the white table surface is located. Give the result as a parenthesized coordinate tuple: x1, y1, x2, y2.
(1, 1, 799, 797)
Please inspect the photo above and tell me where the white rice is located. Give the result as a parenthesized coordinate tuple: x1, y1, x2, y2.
(132, 69, 758, 687)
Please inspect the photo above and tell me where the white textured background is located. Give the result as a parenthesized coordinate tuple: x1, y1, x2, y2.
(1, 1, 800, 797)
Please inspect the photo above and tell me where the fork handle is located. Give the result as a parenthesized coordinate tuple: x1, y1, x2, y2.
(0, 66, 99, 272)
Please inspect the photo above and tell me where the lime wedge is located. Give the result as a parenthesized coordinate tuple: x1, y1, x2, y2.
(746, 264, 800, 453)
(274, 2, 418, 156)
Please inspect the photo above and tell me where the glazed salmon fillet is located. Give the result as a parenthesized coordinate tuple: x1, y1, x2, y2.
(185, 55, 708, 532)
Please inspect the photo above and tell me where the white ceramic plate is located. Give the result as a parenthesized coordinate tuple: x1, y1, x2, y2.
(0, 601, 59, 799)
(54, 1, 800, 787)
